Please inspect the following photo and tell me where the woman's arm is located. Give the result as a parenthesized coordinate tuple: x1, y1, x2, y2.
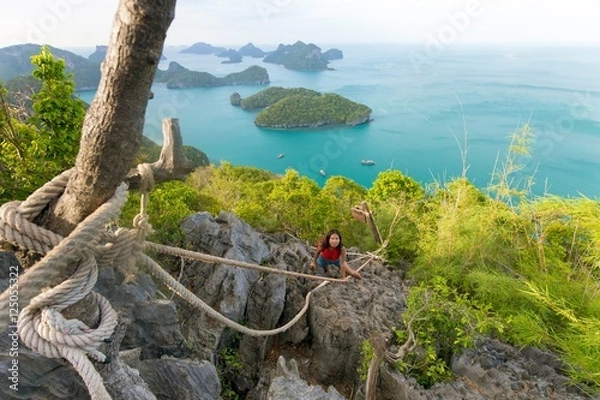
(310, 245, 322, 269)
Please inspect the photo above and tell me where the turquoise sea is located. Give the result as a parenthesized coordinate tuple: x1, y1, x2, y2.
(76, 44, 600, 198)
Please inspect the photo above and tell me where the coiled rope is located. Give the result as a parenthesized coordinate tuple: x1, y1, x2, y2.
(0, 167, 372, 399)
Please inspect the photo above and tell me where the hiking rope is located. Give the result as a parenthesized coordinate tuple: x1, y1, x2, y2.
(0, 166, 375, 399)
(144, 241, 346, 283)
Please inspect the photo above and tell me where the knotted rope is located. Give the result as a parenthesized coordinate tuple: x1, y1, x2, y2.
(0, 169, 133, 400)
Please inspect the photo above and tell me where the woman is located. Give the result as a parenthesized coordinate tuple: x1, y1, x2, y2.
(310, 229, 362, 280)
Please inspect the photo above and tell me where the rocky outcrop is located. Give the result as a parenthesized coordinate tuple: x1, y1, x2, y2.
(267, 356, 345, 400)
(375, 338, 589, 400)
(0, 211, 591, 399)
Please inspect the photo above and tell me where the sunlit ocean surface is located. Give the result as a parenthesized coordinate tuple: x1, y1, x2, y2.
(76, 44, 600, 198)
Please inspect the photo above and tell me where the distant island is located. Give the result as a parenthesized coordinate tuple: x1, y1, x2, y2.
(179, 42, 227, 55)
(0, 44, 101, 90)
(155, 62, 269, 88)
(179, 40, 343, 71)
(263, 41, 342, 71)
(215, 49, 243, 64)
(231, 86, 371, 128)
(0, 41, 344, 91)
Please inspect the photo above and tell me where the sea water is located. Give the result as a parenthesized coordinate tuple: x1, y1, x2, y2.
(76, 44, 600, 198)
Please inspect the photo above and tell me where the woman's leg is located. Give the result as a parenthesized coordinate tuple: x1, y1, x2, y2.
(315, 256, 327, 276)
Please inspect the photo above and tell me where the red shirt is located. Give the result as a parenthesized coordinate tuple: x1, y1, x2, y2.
(320, 246, 341, 261)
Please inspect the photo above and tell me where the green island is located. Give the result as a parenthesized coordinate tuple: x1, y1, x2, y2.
(155, 62, 269, 88)
(232, 86, 372, 128)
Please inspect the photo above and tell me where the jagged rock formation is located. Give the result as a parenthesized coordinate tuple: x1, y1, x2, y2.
(0, 212, 591, 399)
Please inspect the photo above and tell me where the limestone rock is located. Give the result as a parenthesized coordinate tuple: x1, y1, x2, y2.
(267, 356, 345, 400)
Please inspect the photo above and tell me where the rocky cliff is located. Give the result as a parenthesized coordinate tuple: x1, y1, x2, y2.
(0, 212, 591, 399)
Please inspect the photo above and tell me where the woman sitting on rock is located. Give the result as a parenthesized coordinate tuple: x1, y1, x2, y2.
(310, 229, 362, 280)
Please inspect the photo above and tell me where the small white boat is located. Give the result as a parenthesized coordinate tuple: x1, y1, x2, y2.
(319, 169, 326, 176)
(361, 159, 375, 166)
(277, 153, 285, 159)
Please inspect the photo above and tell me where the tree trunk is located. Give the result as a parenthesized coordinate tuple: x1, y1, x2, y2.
(41, 0, 176, 236)
(35, 1, 176, 398)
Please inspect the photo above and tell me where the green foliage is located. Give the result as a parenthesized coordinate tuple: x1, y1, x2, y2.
(408, 152, 600, 390)
(0, 46, 85, 202)
(120, 181, 204, 247)
(217, 332, 243, 400)
(488, 123, 536, 205)
(254, 92, 371, 128)
(522, 281, 600, 389)
(392, 276, 502, 388)
(358, 339, 375, 381)
(368, 169, 424, 204)
(187, 163, 377, 248)
(411, 177, 528, 284)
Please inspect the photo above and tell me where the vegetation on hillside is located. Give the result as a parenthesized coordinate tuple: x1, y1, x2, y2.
(2, 48, 599, 394)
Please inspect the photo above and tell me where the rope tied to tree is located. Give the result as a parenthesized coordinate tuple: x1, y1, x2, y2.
(0, 169, 139, 400)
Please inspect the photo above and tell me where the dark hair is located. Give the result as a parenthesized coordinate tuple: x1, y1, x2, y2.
(323, 229, 343, 249)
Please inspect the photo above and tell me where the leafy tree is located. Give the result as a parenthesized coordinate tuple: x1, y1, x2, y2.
(0, 46, 85, 202)
(368, 169, 424, 204)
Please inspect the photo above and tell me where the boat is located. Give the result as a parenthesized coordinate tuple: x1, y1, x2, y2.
(319, 169, 326, 176)
(277, 153, 285, 159)
(361, 159, 375, 166)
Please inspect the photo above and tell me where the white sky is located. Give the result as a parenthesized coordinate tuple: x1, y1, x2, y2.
(1, 0, 599, 49)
